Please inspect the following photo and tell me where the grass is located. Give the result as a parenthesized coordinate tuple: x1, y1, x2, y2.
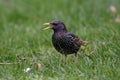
(0, 0, 120, 80)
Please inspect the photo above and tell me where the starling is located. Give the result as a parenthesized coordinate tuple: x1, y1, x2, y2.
(43, 21, 87, 64)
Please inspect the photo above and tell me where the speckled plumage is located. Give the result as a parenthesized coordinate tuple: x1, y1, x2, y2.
(52, 32, 80, 55)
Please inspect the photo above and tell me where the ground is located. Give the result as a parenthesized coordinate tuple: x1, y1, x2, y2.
(0, 0, 120, 80)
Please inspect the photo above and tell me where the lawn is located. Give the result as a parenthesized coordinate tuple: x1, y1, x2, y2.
(0, 0, 120, 80)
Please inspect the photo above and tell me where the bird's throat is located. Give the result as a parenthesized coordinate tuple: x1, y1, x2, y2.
(54, 31, 66, 36)
(54, 30, 66, 37)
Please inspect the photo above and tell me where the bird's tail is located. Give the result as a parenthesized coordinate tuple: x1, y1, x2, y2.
(73, 38, 88, 46)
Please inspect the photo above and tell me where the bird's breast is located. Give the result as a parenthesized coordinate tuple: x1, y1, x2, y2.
(52, 34, 80, 54)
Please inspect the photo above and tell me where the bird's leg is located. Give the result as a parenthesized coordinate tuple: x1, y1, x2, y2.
(62, 54, 67, 64)
(74, 53, 78, 63)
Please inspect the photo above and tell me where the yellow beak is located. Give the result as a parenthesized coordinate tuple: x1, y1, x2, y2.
(42, 23, 51, 30)
(43, 23, 50, 26)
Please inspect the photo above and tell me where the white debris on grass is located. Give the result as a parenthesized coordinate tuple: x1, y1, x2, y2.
(24, 67, 31, 73)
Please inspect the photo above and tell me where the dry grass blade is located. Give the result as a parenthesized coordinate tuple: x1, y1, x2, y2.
(0, 62, 18, 65)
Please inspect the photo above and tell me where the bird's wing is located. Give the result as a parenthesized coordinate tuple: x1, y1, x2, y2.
(66, 32, 88, 46)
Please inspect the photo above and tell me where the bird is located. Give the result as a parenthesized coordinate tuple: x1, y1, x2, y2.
(43, 20, 87, 64)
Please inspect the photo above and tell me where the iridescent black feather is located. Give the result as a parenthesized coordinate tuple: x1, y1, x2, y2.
(52, 32, 80, 55)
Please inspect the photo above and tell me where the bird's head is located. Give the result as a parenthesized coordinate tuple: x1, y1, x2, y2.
(43, 21, 67, 32)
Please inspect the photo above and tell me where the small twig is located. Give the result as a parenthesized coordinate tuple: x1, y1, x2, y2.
(0, 62, 18, 65)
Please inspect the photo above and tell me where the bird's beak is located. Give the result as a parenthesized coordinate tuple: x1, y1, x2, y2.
(42, 22, 51, 30)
